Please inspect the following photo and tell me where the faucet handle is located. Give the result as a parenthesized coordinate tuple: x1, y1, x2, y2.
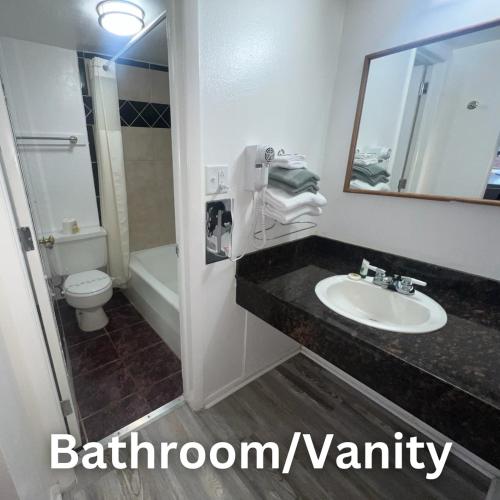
(374, 268, 392, 288)
(360, 258, 383, 278)
(401, 276, 427, 288)
(396, 276, 427, 295)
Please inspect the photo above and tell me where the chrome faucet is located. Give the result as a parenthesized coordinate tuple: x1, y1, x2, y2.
(360, 259, 427, 295)
(360, 259, 393, 288)
(392, 276, 427, 295)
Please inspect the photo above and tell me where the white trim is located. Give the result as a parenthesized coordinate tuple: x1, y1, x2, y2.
(165, 0, 204, 410)
(204, 347, 300, 409)
(301, 347, 500, 479)
(241, 311, 248, 378)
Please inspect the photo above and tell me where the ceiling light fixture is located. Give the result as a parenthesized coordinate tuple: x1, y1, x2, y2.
(96, 0, 145, 36)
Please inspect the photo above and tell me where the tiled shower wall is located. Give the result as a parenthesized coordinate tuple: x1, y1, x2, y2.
(79, 53, 175, 252)
(117, 64, 175, 251)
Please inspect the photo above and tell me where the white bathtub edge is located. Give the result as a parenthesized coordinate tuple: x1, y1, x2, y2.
(126, 246, 181, 357)
(125, 283, 181, 358)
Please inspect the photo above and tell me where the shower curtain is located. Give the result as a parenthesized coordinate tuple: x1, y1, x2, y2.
(89, 58, 130, 287)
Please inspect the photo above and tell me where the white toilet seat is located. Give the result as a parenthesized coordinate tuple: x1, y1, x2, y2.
(64, 270, 112, 298)
(63, 270, 113, 331)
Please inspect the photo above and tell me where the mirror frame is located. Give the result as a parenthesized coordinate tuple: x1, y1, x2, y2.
(343, 18, 500, 207)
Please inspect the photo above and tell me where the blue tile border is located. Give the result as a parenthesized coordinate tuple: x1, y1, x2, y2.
(78, 50, 168, 72)
(119, 99, 170, 128)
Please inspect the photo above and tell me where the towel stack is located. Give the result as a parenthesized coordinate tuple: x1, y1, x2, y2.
(270, 153, 307, 170)
(352, 152, 390, 187)
(264, 153, 326, 223)
(350, 179, 391, 192)
(265, 186, 326, 223)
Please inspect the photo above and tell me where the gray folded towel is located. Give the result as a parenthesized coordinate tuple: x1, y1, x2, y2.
(351, 171, 389, 187)
(269, 179, 319, 194)
(353, 163, 389, 178)
(269, 167, 320, 189)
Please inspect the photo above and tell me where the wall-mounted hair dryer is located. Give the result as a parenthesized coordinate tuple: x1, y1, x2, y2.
(245, 145, 275, 192)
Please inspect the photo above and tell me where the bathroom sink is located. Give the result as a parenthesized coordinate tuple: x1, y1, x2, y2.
(315, 275, 447, 334)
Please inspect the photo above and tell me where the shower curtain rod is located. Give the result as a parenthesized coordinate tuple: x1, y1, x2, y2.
(104, 10, 167, 70)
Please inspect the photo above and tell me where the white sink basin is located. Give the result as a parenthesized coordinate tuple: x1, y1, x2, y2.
(315, 275, 447, 334)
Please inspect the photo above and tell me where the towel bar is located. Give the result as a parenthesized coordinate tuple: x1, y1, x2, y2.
(16, 135, 78, 144)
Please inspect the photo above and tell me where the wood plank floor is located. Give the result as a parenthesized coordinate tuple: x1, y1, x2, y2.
(64, 355, 490, 500)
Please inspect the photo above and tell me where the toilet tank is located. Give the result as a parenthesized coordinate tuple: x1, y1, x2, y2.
(48, 226, 108, 276)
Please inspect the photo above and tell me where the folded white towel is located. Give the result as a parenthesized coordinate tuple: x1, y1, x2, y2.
(271, 159, 307, 170)
(350, 179, 391, 192)
(276, 153, 306, 161)
(264, 204, 322, 224)
(365, 146, 392, 160)
(354, 154, 379, 167)
(266, 186, 327, 211)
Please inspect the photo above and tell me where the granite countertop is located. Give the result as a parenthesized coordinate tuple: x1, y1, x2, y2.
(236, 236, 500, 467)
(255, 264, 500, 411)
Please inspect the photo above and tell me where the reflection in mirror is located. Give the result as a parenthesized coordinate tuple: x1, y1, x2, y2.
(346, 22, 500, 203)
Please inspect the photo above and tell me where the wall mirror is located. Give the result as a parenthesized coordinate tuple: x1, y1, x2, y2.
(344, 19, 500, 205)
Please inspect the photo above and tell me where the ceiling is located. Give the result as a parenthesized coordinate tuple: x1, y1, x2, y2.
(0, 0, 168, 65)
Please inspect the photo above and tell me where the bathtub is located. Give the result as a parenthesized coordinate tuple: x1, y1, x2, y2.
(126, 244, 181, 357)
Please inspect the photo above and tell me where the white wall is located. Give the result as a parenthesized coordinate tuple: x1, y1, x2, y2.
(0, 37, 99, 235)
(168, 0, 346, 407)
(418, 40, 500, 197)
(320, 0, 500, 281)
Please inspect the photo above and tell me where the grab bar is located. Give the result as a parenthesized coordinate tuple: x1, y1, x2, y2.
(16, 135, 78, 144)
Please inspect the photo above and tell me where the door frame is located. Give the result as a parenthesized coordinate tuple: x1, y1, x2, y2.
(166, 0, 205, 410)
(0, 78, 82, 445)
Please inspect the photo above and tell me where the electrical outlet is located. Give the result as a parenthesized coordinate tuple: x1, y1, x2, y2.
(205, 165, 229, 195)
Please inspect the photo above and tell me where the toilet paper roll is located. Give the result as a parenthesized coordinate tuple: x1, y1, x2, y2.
(62, 218, 77, 234)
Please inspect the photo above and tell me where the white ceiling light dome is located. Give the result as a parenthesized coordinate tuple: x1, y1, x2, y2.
(97, 0, 145, 36)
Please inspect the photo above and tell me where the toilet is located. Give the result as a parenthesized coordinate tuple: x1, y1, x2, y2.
(64, 270, 113, 331)
(49, 226, 113, 332)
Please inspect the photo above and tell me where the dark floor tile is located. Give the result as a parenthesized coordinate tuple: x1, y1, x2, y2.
(62, 321, 106, 347)
(127, 342, 181, 390)
(55, 300, 76, 324)
(105, 304, 143, 332)
(73, 361, 137, 418)
(69, 334, 118, 376)
(104, 290, 130, 311)
(109, 322, 163, 359)
(142, 371, 183, 411)
(82, 393, 150, 442)
(66, 296, 182, 445)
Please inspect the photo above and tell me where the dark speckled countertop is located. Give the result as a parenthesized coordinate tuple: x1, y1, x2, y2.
(236, 236, 500, 467)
